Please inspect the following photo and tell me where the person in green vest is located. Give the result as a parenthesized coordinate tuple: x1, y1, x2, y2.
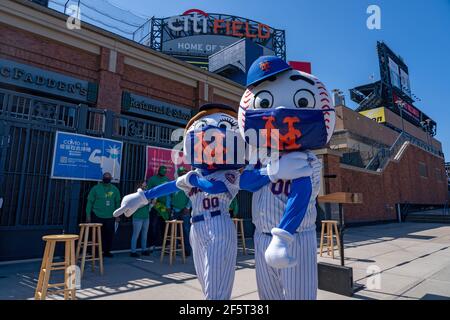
(229, 196, 239, 218)
(130, 180, 152, 258)
(170, 167, 192, 256)
(147, 165, 170, 251)
(86, 172, 121, 258)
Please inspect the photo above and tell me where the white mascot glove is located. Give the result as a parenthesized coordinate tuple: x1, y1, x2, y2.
(265, 227, 296, 268)
(113, 188, 148, 218)
(175, 171, 197, 192)
(267, 152, 312, 182)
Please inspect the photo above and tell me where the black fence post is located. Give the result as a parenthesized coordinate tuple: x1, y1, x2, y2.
(78, 104, 88, 134)
(0, 121, 9, 213)
(104, 110, 114, 138)
(66, 105, 89, 233)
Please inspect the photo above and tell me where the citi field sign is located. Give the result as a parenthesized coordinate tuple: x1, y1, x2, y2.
(157, 9, 284, 57)
(167, 9, 271, 39)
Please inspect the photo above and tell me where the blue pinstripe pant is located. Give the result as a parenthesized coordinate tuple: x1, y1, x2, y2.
(190, 215, 237, 300)
(254, 228, 318, 300)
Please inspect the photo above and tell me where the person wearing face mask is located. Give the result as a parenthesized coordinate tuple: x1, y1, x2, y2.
(86, 172, 121, 257)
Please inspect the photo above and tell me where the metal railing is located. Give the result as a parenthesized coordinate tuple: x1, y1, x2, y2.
(365, 131, 443, 171)
(0, 88, 180, 147)
(0, 88, 79, 130)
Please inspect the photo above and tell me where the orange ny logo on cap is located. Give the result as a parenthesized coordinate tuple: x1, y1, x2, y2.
(259, 61, 271, 72)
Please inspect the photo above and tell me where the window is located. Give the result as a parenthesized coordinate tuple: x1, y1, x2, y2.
(418, 162, 427, 178)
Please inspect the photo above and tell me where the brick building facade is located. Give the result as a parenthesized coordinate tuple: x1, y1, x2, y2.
(321, 105, 447, 224)
(0, 0, 447, 260)
(0, 0, 245, 260)
(317, 145, 447, 223)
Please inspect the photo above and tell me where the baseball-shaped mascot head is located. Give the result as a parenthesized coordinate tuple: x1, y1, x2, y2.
(184, 103, 245, 171)
(238, 56, 335, 153)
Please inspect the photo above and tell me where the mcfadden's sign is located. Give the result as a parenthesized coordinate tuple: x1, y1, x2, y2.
(153, 9, 284, 58)
(0, 59, 98, 103)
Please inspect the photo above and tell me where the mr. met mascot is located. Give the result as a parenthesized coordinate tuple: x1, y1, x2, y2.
(238, 56, 336, 300)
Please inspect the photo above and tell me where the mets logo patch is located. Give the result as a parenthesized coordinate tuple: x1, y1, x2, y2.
(225, 173, 236, 184)
(259, 61, 271, 72)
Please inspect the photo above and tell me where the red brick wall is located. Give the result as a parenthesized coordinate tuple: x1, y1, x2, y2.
(322, 144, 448, 223)
(212, 93, 241, 111)
(121, 64, 197, 109)
(0, 24, 242, 116)
(96, 48, 122, 113)
(194, 82, 208, 108)
(0, 24, 98, 82)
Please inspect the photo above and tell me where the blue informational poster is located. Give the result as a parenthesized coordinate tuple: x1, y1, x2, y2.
(51, 131, 123, 182)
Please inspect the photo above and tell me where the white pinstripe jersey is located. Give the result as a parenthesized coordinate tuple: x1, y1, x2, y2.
(180, 169, 241, 218)
(252, 151, 322, 233)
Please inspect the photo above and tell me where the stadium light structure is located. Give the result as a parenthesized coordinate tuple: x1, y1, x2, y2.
(395, 99, 406, 133)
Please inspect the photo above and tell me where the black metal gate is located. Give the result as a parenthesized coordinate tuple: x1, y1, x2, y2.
(0, 88, 182, 260)
(0, 88, 252, 261)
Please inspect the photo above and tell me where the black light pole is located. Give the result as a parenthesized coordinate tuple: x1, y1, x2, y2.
(323, 174, 345, 267)
(425, 119, 432, 146)
(396, 100, 406, 133)
(338, 204, 345, 267)
(420, 119, 432, 150)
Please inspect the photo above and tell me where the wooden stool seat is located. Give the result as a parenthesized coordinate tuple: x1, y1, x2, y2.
(43, 234, 79, 241)
(319, 220, 342, 259)
(35, 234, 79, 300)
(76, 223, 104, 278)
(161, 220, 186, 265)
(232, 218, 246, 255)
(79, 223, 102, 227)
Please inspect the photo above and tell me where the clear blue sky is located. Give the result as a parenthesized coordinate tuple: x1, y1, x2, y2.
(106, 0, 450, 158)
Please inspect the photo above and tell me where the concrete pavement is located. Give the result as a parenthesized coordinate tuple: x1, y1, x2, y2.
(1, 222, 450, 300)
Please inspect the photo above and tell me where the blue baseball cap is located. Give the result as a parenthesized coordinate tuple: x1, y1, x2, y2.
(246, 56, 292, 87)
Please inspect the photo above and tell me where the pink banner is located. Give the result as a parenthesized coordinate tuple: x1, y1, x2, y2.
(145, 146, 189, 180)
